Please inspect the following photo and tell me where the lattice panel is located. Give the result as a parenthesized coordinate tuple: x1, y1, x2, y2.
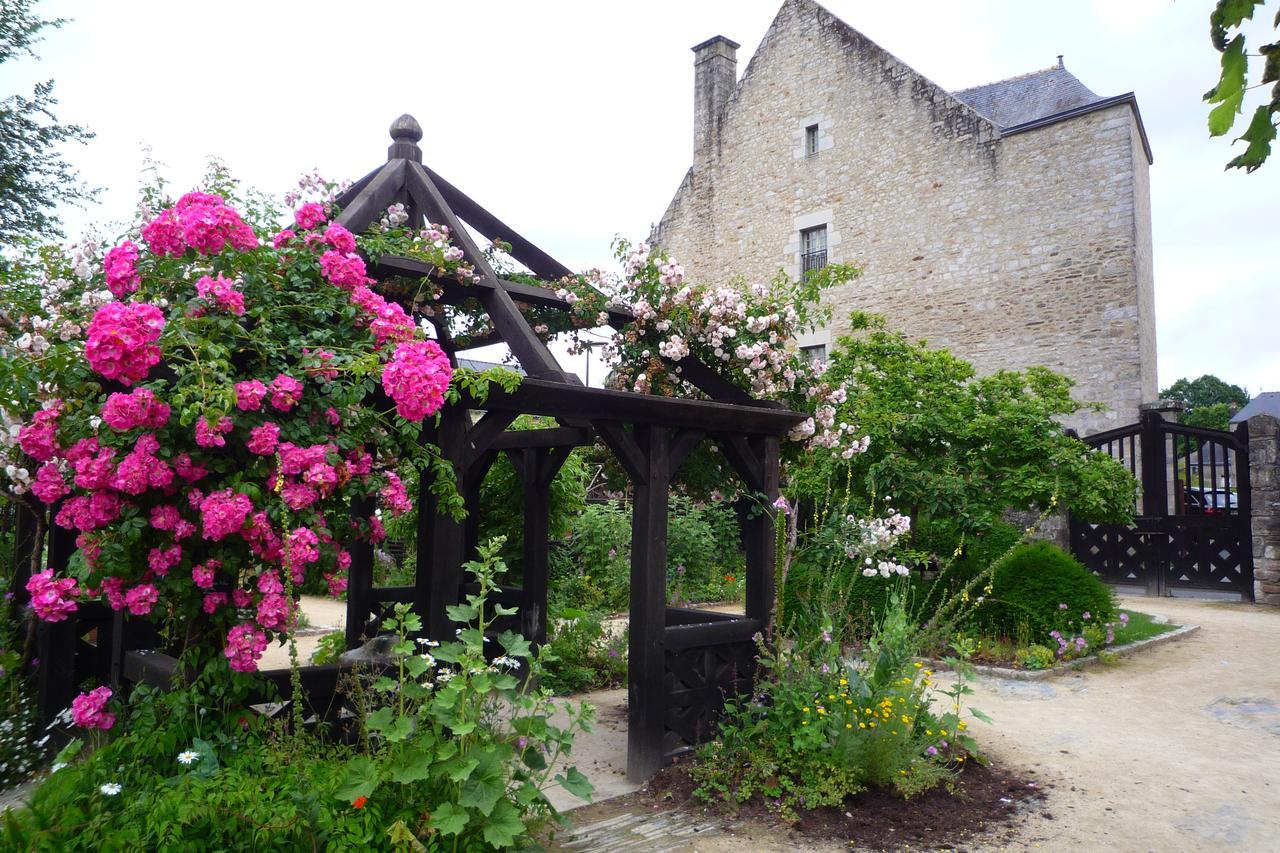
(662, 639, 756, 758)
(1071, 522, 1153, 586)
(1163, 523, 1251, 594)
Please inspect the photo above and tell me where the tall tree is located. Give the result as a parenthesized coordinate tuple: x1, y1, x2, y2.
(1206, 0, 1280, 171)
(1161, 374, 1250, 431)
(0, 0, 95, 245)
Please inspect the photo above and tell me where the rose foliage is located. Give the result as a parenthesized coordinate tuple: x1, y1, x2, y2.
(0, 173, 517, 677)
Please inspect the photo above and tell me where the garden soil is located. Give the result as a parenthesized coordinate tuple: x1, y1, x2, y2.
(553, 595, 1280, 852)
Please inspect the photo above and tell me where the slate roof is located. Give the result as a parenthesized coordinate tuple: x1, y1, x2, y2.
(950, 62, 1103, 130)
(1230, 392, 1280, 424)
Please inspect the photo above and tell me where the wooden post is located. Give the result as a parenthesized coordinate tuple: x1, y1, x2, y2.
(37, 522, 79, 725)
(1139, 408, 1168, 596)
(507, 445, 573, 647)
(743, 437, 780, 633)
(345, 495, 376, 650)
(627, 425, 669, 782)
(417, 405, 470, 641)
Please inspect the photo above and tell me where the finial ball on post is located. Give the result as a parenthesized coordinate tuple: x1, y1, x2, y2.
(390, 114, 423, 143)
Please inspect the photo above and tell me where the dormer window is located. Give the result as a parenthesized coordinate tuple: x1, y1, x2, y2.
(805, 124, 819, 156)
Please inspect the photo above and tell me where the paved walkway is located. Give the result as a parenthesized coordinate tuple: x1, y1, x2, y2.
(557, 595, 1280, 852)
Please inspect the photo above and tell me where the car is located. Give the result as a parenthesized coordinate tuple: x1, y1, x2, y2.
(1183, 487, 1238, 515)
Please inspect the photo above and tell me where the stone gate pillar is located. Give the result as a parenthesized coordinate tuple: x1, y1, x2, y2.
(1248, 413, 1280, 605)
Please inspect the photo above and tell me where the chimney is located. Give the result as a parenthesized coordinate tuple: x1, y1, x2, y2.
(692, 35, 739, 166)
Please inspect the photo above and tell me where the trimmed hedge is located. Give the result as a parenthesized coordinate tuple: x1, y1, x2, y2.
(971, 541, 1117, 640)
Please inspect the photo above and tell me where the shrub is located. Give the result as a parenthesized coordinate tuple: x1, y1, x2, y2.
(3, 539, 596, 850)
(692, 587, 987, 821)
(539, 609, 626, 696)
(971, 542, 1116, 641)
(1018, 644, 1057, 670)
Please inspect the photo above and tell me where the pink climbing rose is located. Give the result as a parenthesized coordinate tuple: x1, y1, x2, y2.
(294, 202, 327, 230)
(25, 569, 79, 622)
(85, 301, 166, 385)
(380, 340, 452, 422)
(71, 686, 116, 730)
(103, 241, 141, 298)
(225, 623, 268, 673)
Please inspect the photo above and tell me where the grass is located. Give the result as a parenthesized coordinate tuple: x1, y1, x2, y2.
(1110, 609, 1178, 645)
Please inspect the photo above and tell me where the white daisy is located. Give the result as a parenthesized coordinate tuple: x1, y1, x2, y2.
(177, 750, 199, 765)
(100, 782, 122, 796)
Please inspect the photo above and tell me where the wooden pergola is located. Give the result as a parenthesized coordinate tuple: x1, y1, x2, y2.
(23, 115, 805, 781)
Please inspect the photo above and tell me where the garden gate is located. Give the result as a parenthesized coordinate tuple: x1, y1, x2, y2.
(1068, 409, 1253, 598)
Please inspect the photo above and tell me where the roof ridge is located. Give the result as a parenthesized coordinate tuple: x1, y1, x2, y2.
(951, 64, 1068, 95)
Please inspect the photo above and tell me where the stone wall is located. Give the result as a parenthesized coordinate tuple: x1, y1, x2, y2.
(1248, 414, 1280, 605)
(653, 0, 1157, 435)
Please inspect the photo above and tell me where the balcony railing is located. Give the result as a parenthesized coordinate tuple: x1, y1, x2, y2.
(801, 249, 827, 275)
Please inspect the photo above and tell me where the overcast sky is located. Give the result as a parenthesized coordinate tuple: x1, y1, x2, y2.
(7, 0, 1277, 398)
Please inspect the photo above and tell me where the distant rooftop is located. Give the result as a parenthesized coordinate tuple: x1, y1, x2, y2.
(949, 58, 1152, 163)
(458, 357, 524, 376)
(951, 60, 1103, 129)
(1231, 392, 1280, 424)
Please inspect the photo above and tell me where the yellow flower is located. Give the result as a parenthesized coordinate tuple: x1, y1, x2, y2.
(913, 662, 923, 669)
(818, 708, 826, 715)
(891, 730, 898, 735)
(803, 707, 810, 713)
(846, 723, 853, 729)
(802, 720, 809, 726)
(869, 721, 876, 727)
(827, 694, 836, 700)
(926, 729, 933, 736)
(901, 715, 910, 724)
(958, 721, 967, 730)
(899, 770, 907, 776)
(845, 699, 853, 706)
(839, 678, 848, 686)
(859, 723, 866, 729)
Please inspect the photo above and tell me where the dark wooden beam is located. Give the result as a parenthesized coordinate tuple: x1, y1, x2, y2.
(469, 378, 807, 437)
(421, 165, 575, 282)
(488, 426, 593, 450)
(332, 165, 384, 212)
(371, 255, 635, 328)
(595, 422, 646, 482)
(669, 429, 704, 475)
(628, 425, 671, 782)
(742, 436, 780, 633)
(344, 495, 376, 649)
(718, 434, 767, 493)
(467, 410, 518, 460)
(335, 160, 407, 235)
(403, 162, 569, 381)
(416, 405, 471, 640)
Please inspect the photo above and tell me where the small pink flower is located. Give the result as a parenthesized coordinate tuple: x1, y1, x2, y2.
(235, 380, 268, 411)
(195, 415, 234, 448)
(323, 223, 356, 253)
(294, 202, 327, 230)
(124, 583, 159, 615)
(103, 241, 141, 298)
(272, 229, 296, 248)
(247, 422, 281, 455)
(71, 686, 115, 730)
(225, 623, 268, 672)
(270, 374, 303, 411)
(202, 592, 228, 614)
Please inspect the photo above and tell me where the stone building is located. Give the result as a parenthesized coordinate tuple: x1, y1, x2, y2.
(652, 0, 1158, 434)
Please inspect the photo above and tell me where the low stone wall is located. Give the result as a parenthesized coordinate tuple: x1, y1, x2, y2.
(1249, 413, 1280, 604)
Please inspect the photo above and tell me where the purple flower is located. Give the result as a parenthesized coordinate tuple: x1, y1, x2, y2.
(1058, 603, 1068, 610)
(926, 746, 938, 756)
(517, 737, 528, 750)
(1082, 611, 1091, 620)
(821, 629, 832, 643)
(772, 495, 791, 514)
(1119, 612, 1129, 624)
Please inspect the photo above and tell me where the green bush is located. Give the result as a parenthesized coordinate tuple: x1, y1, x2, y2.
(550, 499, 745, 612)
(971, 542, 1116, 641)
(692, 588, 987, 820)
(539, 609, 626, 696)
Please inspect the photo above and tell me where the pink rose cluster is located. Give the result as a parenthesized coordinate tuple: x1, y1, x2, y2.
(381, 340, 452, 421)
(112, 433, 174, 494)
(142, 191, 257, 257)
(18, 404, 62, 462)
(200, 489, 253, 541)
(101, 388, 170, 431)
(270, 374, 304, 411)
(71, 686, 115, 730)
(194, 273, 246, 316)
(25, 568, 80, 622)
(225, 623, 269, 672)
(85, 301, 166, 385)
(103, 241, 141, 298)
(350, 284, 414, 347)
(276, 442, 339, 511)
(194, 415, 233, 448)
(293, 202, 327, 230)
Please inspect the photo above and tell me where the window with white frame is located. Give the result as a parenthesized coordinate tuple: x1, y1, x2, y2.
(800, 225, 827, 275)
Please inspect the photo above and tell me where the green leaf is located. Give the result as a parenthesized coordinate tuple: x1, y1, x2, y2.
(405, 655, 430, 678)
(386, 819, 428, 852)
(497, 630, 531, 660)
(446, 603, 478, 622)
(480, 798, 526, 849)
(444, 755, 480, 783)
(429, 802, 469, 837)
(335, 756, 381, 802)
(969, 708, 994, 724)
(459, 753, 505, 815)
(385, 715, 416, 743)
(386, 745, 434, 784)
(366, 707, 394, 731)
(1208, 35, 1248, 136)
(555, 766, 595, 801)
(1227, 104, 1277, 172)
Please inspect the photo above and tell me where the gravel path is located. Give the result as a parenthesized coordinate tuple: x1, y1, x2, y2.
(560, 595, 1280, 851)
(959, 594, 1280, 852)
